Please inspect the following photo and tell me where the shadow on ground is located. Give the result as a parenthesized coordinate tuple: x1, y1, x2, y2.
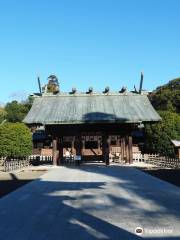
(0, 171, 46, 198)
(139, 168, 180, 187)
(0, 165, 180, 240)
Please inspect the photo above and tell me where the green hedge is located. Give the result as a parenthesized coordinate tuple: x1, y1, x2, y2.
(0, 123, 32, 158)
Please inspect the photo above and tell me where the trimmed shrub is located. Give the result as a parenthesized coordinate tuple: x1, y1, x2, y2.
(0, 123, 32, 158)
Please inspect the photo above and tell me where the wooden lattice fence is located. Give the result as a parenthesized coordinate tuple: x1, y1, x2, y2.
(133, 153, 180, 169)
(0, 157, 6, 166)
(4, 158, 29, 172)
(1, 155, 53, 172)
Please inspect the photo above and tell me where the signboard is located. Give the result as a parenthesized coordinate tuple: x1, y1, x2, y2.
(74, 155, 81, 161)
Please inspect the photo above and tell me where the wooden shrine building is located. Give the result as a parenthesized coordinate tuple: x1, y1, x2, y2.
(24, 79, 161, 166)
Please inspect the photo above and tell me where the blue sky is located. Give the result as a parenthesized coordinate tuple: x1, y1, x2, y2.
(0, 0, 180, 103)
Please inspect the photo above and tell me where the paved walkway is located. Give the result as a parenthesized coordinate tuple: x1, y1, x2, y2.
(0, 165, 180, 240)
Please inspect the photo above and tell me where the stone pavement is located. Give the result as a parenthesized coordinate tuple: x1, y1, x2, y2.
(0, 165, 180, 240)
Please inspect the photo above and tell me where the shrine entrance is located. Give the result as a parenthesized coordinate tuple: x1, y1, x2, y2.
(81, 132, 103, 162)
(60, 133, 104, 163)
(46, 123, 133, 166)
(55, 132, 133, 165)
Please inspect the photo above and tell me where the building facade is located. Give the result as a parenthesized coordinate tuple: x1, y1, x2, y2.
(24, 86, 161, 165)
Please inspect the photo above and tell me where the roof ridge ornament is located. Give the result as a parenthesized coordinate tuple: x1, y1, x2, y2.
(139, 72, 144, 94)
(47, 75, 60, 94)
(71, 87, 77, 94)
(37, 75, 42, 96)
(119, 86, 127, 93)
(87, 87, 93, 94)
(104, 86, 110, 93)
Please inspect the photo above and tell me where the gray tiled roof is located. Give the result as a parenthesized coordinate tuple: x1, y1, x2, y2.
(23, 93, 161, 124)
(171, 140, 180, 147)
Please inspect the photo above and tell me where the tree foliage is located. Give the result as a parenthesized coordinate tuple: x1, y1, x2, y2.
(0, 107, 7, 123)
(145, 78, 180, 156)
(0, 123, 32, 157)
(5, 100, 31, 123)
(145, 111, 180, 157)
(149, 78, 180, 113)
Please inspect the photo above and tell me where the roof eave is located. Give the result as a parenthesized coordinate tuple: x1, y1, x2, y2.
(24, 119, 161, 125)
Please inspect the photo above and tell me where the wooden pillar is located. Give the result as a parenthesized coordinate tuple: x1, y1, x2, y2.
(81, 140, 85, 156)
(121, 137, 125, 162)
(58, 137, 63, 165)
(125, 136, 129, 164)
(117, 139, 121, 163)
(103, 135, 110, 166)
(124, 135, 133, 164)
(107, 138, 110, 165)
(75, 136, 81, 156)
(128, 135, 133, 164)
(71, 138, 75, 156)
(56, 137, 59, 165)
(98, 139, 101, 150)
(52, 137, 58, 166)
(102, 135, 106, 165)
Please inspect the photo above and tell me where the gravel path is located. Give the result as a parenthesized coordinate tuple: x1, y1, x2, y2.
(0, 165, 180, 240)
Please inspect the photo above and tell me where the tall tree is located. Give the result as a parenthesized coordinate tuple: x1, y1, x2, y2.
(5, 100, 30, 123)
(145, 111, 180, 157)
(149, 78, 180, 113)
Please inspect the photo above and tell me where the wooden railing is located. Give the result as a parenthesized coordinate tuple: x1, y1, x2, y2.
(4, 158, 29, 172)
(133, 153, 180, 169)
(133, 153, 159, 162)
(29, 155, 53, 165)
(1, 155, 53, 172)
(0, 157, 6, 169)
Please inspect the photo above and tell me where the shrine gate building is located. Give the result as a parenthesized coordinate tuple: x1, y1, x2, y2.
(24, 85, 161, 165)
